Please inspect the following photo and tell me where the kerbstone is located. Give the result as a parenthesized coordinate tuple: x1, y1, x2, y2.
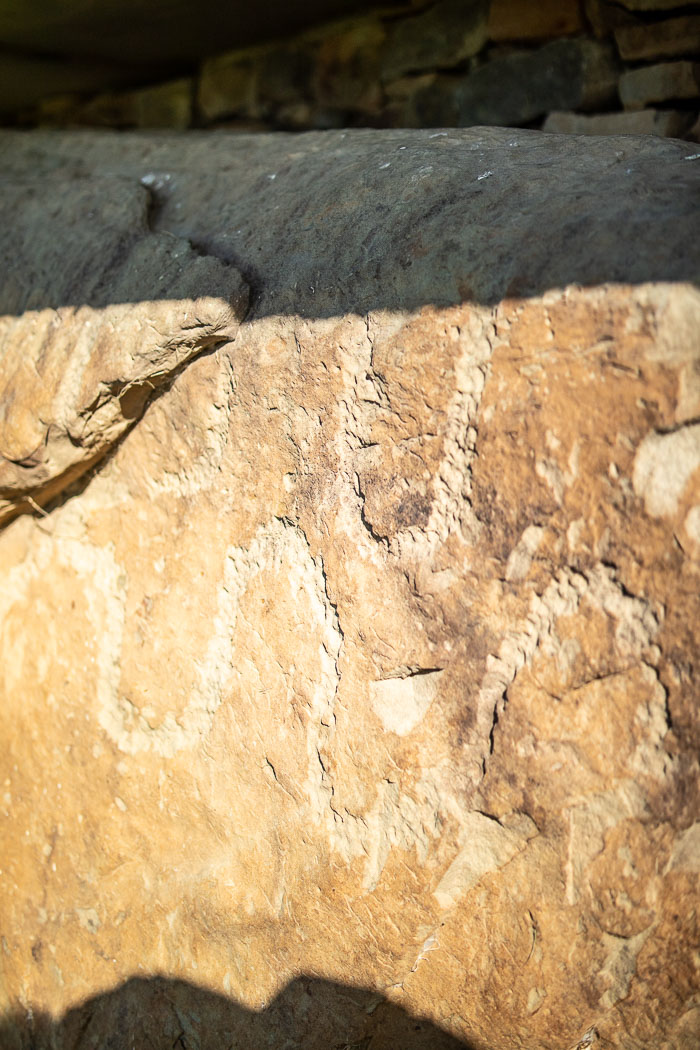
(0, 128, 699, 1050)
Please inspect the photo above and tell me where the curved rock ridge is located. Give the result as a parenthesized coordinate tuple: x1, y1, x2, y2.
(0, 176, 248, 525)
(0, 130, 698, 1050)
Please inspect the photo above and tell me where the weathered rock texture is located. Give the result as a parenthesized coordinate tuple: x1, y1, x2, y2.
(0, 128, 699, 1050)
(0, 178, 247, 525)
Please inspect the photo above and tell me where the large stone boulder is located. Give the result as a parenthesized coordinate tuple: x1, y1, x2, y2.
(0, 128, 699, 1050)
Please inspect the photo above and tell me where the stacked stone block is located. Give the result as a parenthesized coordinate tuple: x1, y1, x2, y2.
(12, 0, 700, 140)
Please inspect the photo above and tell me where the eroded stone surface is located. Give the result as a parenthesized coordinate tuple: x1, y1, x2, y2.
(0, 176, 248, 524)
(0, 129, 699, 1050)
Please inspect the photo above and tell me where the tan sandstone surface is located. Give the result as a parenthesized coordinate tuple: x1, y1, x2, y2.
(0, 128, 699, 1050)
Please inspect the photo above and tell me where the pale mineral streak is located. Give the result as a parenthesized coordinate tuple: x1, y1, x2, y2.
(0, 128, 699, 1050)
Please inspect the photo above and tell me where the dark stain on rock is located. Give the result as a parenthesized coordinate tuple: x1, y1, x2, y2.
(393, 489, 432, 531)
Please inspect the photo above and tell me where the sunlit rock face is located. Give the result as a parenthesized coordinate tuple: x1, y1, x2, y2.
(0, 128, 699, 1050)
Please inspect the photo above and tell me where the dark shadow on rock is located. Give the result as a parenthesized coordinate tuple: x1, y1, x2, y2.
(0, 127, 698, 319)
(0, 974, 472, 1050)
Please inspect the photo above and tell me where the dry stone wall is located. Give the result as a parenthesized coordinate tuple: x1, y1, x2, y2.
(12, 0, 700, 142)
(0, 127, 699, 1050)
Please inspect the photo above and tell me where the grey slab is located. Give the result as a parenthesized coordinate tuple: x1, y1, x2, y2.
(1, 126, 699, 321)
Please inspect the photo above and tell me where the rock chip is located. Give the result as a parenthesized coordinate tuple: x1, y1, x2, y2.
(0, 128, 699, 1050)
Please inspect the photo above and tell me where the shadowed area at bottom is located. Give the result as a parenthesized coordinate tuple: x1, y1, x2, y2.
(0, 974, 473, 1049)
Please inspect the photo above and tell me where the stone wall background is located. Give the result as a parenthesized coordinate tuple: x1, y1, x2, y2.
(6, 0, 700, 141)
